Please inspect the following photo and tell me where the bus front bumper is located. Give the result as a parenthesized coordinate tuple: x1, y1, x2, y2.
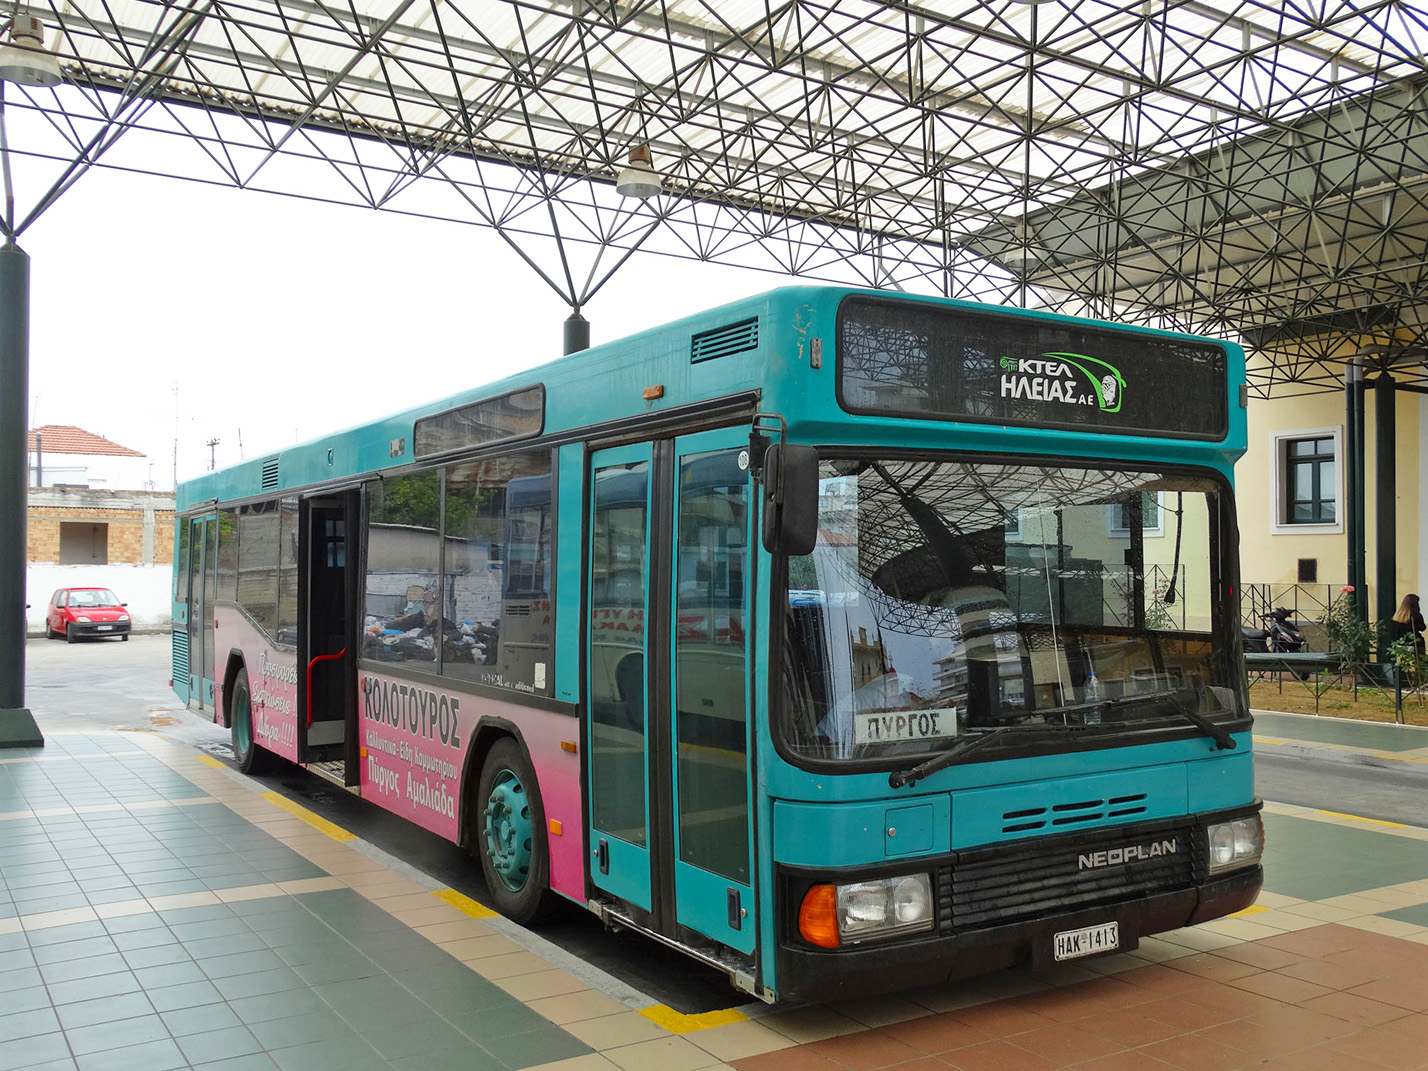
(773, 864, 1262, 1005)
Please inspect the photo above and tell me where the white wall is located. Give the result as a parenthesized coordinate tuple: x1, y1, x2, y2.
(25, 564, 172, 635)
(30, 452, 157, 491)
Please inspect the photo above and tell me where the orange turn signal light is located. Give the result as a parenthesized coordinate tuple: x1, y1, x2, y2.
(798, 884, 841, 948)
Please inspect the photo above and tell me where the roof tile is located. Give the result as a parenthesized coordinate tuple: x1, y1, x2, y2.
(27, 425, 144, 458)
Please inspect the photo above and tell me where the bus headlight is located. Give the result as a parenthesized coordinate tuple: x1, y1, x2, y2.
(1206, 815, 1263, 873)
(798, 874, 934, 948)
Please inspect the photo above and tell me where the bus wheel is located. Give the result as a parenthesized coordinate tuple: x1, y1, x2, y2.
(476, 738, 552, 924)
(231, 669, 271, 774)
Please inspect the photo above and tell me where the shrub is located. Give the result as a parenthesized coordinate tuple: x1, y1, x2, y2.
(1322, 586, 1371, 665)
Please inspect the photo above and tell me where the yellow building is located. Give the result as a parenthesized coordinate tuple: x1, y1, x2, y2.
(1235, 374, 1426, 630)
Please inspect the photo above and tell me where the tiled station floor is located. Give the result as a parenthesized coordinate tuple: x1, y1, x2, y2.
(2, 712, 1428, 1071)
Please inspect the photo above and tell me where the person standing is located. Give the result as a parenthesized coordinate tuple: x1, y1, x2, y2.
(1389, 593, 1425, 655)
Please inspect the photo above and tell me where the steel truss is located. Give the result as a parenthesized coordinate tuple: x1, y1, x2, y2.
(2, 0, 1426, 393)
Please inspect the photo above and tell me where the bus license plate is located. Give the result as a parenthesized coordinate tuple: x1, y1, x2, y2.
(1053, 922, 1118, 961)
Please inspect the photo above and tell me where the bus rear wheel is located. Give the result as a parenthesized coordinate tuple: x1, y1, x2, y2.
(231, 668, 272, 774)
(475, 738, 553, 924)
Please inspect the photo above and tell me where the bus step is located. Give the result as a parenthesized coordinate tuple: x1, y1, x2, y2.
(306, 760, 358, 793)
(590, 899, 767, 1002)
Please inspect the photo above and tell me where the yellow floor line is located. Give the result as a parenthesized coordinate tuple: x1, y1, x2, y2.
(196, 755, 226, 769)
(1254, 735, 1428, 766)
(639, 1004, 748, 1032)
(431, 888, 497, 919)
(259, 791, 356, 841)
(1315, 809, 1405, 828)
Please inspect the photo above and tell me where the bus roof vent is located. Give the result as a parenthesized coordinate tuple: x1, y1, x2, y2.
(260, 455, 280, 490)
(691, 317, 758, 363)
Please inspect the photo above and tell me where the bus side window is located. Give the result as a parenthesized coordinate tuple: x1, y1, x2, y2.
(362, 472, 441, 665)
(442, 453, 554, 693)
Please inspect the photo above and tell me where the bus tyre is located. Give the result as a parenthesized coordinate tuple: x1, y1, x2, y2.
(230, 669, 271, 775)
(476, 738, 553, 924)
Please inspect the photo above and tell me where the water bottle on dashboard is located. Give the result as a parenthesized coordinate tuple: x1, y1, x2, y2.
(1084, 670, 1102, 724)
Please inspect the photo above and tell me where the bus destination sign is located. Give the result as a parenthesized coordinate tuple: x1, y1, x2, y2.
(853, 706, 959, 746)
(838, 297, 1230, 440)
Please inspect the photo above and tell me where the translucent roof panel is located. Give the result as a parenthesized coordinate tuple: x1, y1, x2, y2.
(5, 0, 1425, 393)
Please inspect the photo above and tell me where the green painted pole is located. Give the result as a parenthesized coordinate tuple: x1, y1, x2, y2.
(1374, 372, 1397, 659)
(0, 240, 43, 746)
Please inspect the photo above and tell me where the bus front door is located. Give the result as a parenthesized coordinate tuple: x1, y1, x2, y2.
(586, 432, 756, 957)
(299, 492, 358, 777)
(668, 431, 754, 954)
(587, 447, 655, 913)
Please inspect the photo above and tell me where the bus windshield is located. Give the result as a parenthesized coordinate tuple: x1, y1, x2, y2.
(780, 457, 1241, 763)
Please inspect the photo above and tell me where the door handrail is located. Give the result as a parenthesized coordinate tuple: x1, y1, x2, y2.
(305, 648, 347, 728)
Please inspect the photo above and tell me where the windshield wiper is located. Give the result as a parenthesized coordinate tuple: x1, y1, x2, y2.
(1110, 691, 1237, 750)
(889, 726, 1063, 789)
(1166, 692, 1237, 751)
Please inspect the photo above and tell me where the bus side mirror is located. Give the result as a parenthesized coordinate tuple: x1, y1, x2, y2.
(761, 444, 819, 556)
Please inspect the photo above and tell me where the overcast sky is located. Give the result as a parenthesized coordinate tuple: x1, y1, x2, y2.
(17, 161, 791, 490)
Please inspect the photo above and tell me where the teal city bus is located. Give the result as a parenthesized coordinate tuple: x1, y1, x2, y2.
(171, 287, 1262, 1003)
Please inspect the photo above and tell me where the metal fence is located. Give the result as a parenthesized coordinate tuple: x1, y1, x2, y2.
(1241, 583, 1335, 651)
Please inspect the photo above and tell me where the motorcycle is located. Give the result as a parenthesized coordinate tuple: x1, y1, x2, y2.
(1242, 607, 1306, 653)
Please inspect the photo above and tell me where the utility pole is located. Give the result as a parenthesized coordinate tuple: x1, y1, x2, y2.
(206, 438, 221, 471)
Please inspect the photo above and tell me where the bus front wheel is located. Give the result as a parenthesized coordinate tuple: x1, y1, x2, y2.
(231, 669, 272, 774)
(475, 738, 553, 924)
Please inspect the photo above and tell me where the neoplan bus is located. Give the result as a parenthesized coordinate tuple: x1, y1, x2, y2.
(172, 287, 1262, 1003)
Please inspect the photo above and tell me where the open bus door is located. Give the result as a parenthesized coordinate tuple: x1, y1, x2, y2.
(586, 428, 756, 961)
(298, 491, 359, 780)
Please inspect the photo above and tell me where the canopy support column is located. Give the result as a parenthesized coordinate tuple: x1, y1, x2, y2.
(0, 241, 43, 747)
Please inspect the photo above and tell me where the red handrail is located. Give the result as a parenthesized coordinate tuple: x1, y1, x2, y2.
(305, 648, 347, 728)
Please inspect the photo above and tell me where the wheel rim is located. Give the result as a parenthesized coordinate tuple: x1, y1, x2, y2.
(234, 687, 252, 757)
(483, 769, 532, 892)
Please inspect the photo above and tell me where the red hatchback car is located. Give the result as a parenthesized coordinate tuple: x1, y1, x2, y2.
(46, 587, 132, 642)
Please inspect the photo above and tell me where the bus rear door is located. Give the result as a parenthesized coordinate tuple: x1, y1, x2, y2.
(178, 513, 218, 711)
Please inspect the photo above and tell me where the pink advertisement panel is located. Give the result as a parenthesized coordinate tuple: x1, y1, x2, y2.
(216, 607, 300, 763)
(358, 670, 587, 902)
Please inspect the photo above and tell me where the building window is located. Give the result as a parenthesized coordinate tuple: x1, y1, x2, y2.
(1004, 509, 1023, 542)
(1108, 492, 1164, 538)
(59, 523, 108, 564)
(1284, 436, 1335, 524)
(1270, 426, 1342, 534)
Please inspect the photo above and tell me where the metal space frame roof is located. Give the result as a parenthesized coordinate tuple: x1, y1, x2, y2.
(5, 0, 1428, 394)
